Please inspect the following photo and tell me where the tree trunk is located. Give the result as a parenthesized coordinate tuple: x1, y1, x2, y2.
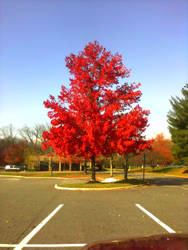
(91, 156, 96, 182)
(143, 153, 146, 182)
(69, 161, 72, 171)
(110, 156, 113, 177)
(59, 160, 61, 172)
(49, 156, 52, 176)
(123, 154, 129, 181)
(80, 162, 82, 171)
(84, 161, 87, 174)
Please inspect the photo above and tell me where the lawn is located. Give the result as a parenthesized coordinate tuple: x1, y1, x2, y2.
(0, 171, 121, 179)
(148, 166, 188, 177)
(0, 171, 89, 178)
(0, 166, 187, 178)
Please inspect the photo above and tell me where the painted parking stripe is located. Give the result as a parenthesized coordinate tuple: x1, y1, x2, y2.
(136, 204, 176, 233)
(25, 244, 86, 247)
(0, 243, 86, 248)
(0, 244, 17, 248)
(3, 178, 20, 181)
(14, 204, 64, 250)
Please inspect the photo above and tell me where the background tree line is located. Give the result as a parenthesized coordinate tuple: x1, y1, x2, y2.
(0, 84, 187, 169)
(0, 124, 174, 168)
(99, 133, 174, 169)
(0, 124, 50, 166)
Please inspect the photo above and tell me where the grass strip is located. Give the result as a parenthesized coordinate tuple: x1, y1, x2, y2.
(57, 179, 147, 189)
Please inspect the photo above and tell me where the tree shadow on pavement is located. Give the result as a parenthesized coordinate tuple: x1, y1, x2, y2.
(145, 177, 188, 186)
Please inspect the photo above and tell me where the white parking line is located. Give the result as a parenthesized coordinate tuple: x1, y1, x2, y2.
(0, 244, 17, 248)
(0, 243, 86, 248)
(25, 244, 86, 247)
(14, 204, 64, 250)
(3, 178, 20, 181)
(136, 203, 176, 233)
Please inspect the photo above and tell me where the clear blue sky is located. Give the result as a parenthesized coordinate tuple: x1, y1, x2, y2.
(0, 0, 187, 139)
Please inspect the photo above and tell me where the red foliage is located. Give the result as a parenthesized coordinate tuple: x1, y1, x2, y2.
(43, 41, 152, 160)
(4, 142, 25, 165)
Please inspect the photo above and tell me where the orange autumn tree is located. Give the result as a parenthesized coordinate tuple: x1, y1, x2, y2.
(149, 134, 174, 166)
(4, 142, 25, 165)
(129, 134, 174, 167)
(0, 148, 5, 166)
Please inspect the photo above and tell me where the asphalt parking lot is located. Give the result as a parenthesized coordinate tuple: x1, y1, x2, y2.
(0, 174, 188, 249)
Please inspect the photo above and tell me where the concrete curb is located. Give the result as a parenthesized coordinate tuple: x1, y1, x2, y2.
(54, 184, 142, 191)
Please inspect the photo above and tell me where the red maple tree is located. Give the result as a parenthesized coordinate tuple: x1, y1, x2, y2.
(43, 41, 152, 181)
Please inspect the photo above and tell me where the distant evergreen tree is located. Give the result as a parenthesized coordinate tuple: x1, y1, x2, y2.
(167, 84, 188, 165)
